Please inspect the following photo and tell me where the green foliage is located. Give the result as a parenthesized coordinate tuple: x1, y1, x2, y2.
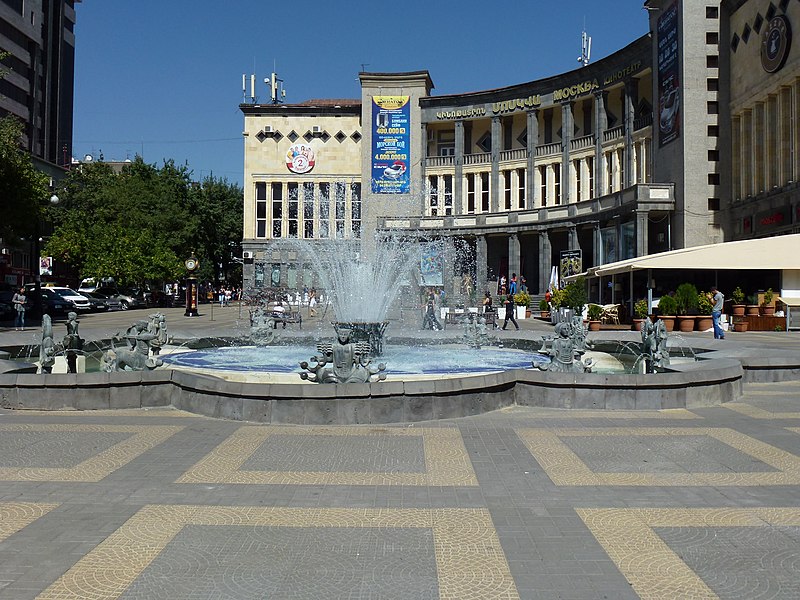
(587, 304, 603, 321)
(762, 288, 774, 305)
(539, 298, 550, 311)
(697, 291, 713, 314)
(0, 116, 50, 242)
(560, 276, 588, 310)
(634, 299, 649, 319)
(513, 290, 531, 307)
(675, 283, 699, 315)
(731, 286, 745, 305)
(657, 294, 677, 315)
(44, 158, 243, 286)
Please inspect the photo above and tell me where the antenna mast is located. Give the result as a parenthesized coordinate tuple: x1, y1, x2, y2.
(578, 22, 592, 67)
(265, 68, 286, 104)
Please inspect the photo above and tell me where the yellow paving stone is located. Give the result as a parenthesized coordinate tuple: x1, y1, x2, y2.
(7, 408, 197, 418)
(0, 424, 183, 482)
(724, 402, 800, 419)
(177, 425, 478, 486)
(513, 408, 700, 419)
(577, 507, 800, 600)
(517, 427, 800, 486)
(36, 505, 519, 600)
(0, 502, 59, 541)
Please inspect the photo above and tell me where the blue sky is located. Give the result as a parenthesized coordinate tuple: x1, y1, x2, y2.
(72, 1, 650, 187)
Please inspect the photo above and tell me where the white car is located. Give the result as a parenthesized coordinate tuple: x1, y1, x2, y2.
(383, 162, 407, 180)
(27, 286, 92, 312)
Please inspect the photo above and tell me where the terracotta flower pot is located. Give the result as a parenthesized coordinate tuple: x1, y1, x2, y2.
(659, 316, 676, 332)
(732, 304, 745, 316)
(760, 305, 775, 316)
(695, 316, 714, 331)
(540, 311, 550, 319)
(745, 305, 760, 316)
(734, 320, 748, 332)
(588, 320, 601, 331)
(676, 316, 696, 332)
(632, 318, 645, 331)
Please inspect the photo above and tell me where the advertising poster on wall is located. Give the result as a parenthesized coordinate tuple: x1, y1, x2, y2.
(420, 240, 444, 286)
(657, 0, 680, 147)
(559, 249, 583, 283)
(372, 96, 410, 194)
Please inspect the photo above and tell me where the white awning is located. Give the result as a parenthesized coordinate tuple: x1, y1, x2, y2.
(586, 235, 800, 277)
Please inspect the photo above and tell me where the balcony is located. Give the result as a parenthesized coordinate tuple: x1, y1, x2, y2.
(535, 142, 561, 157)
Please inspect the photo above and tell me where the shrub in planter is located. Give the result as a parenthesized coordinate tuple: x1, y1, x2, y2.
(632, 299, 648, 331)
(561, 276, 588, 311)
(761, 288, 775, 315)
(675, 283, 699, 315)
(587, 304, 603, 321)
(745, 293, 760, 316)
(656, 294, 677, 332)
(513, 291, 531, 308)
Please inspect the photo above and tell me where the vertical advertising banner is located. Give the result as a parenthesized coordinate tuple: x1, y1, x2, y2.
(372, 96, 410, 194)
(420, 240, 444, 286)
(559, 250, 583, 283)
(657, 1, 680, 147)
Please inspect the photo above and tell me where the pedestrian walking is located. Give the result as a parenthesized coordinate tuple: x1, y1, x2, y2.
(422, 292, 442, 330)
(710, 285, 725, 339)
(502, 293, 519, 331)
(12, 287, 26, 330)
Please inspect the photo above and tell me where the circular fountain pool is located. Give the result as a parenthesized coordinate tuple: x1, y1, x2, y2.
(159, 343, 559, 382)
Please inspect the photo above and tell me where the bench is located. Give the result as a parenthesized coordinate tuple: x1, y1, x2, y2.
(271, 309, 302, 329)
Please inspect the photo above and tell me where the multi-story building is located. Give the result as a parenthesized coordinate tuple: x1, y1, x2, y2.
(240, 0, 799, 304)
(1, 0, 78, 286)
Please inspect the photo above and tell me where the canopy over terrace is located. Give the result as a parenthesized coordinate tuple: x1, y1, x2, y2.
(573, 235, 800, 317)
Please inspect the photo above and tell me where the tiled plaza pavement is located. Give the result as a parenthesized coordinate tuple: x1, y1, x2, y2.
(2, 310, 800, 598)
(0, 379, 798, 599)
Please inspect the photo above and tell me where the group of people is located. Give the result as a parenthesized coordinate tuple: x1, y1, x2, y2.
(497, 273, 526, 296)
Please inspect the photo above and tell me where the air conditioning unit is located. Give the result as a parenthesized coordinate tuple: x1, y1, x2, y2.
(264, 126, 274, 134)
(312, 125, 322, 134)
(242, 251, 254, 260)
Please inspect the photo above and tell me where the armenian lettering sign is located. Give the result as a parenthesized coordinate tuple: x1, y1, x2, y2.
(657, 1, 680, 147)
(372, 96, 410, 194)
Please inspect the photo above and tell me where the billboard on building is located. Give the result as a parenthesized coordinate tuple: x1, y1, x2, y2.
(657, 1, 680, 147)
(371, 96, 410, 194)
(559, 249, 582, 283)
(420, 240, 443, 286)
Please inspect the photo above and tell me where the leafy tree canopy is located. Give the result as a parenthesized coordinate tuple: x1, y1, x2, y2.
(45, 157, 243, 286)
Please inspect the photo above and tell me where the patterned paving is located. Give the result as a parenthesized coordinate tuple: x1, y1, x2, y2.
(0, 502, 58, 542)
(577, 508, 800, 600)
(37, 506, 519, 600)
(177, 426, 478, 486)
(517, 427, 800, 486)
(724, 402, 800, 419)
(0, 424, 183, 482)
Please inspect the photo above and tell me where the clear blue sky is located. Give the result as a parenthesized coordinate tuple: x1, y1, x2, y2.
(72, 1, 650, 187)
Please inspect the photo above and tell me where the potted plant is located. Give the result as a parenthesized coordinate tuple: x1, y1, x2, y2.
(731, 286, 745, 316)
(733, 317, 749, 332)
(675, 283, 699, 332)
(695, 291, 714, 331)
(760, 288, 775, 316)
(587, 304, 603, 331)
(656, 294, 677, 332)
(632, 299, 648, 331)
(513, 290, 531, 319)
(538, 298, 550, 319)
(745, 293, 760, 316)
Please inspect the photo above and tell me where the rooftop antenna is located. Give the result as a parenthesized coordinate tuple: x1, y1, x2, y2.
(578, 19, 591, 67)
(265, 63, 286, 104)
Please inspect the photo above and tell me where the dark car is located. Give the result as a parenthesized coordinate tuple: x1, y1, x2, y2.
(81, 291, 122, 312)
(30, 289, 72, 318)
(94, 286, 146, 310)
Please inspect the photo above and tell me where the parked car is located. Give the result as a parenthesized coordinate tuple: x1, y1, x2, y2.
(25, 285, 92, 312)
(94, 286, 146, 310)
(31, 289, 72, 318)
(81, 291, 122, 312)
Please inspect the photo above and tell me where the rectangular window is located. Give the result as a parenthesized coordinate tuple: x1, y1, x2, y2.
(503, 171, 512, 210)
(708, 150, 720, 162)
(516, 168, 525, 209)
(271, 182, 283, 238)
(708, 125, 719, 137)
(706, 55, 719, 68)
(707, 101, 719, 115)
(707, 78, 719, 92)
(334, 182, 346, 239)
(287, 182, 299, 238)
(539, 165, 547, 207)
(554, 164, 561, 205)
(607, 155, 614, 194)
(706, 6, 719, 18)
(706, 32, 719, 45)
(319, 182, 330, 238)
(480, 172, 490, 212)
(351, 183, 361, 239)
(467, 174, 476, 213)
(443, 175, 453, 215)
(255, 182, 267, 238)
(708, 173, 720, 185)
(708, 198, 720, 211)
(574, 160, 582, 202)
(618, 149, 625, 189)
(429, 175, 438, 215)
(587, 156, 594, 198)
(303, 182, 314, 238)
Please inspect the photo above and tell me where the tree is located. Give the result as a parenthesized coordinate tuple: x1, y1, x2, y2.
(192, 175, 244, 285)
(45, 157, 242, 286)
(0, 116, 50, 243)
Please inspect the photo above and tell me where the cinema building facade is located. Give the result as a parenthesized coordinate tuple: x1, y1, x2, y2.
(240, 0, 800, 305)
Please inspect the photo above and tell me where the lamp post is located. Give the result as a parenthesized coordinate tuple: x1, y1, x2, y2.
(31, 193, 60, 319)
